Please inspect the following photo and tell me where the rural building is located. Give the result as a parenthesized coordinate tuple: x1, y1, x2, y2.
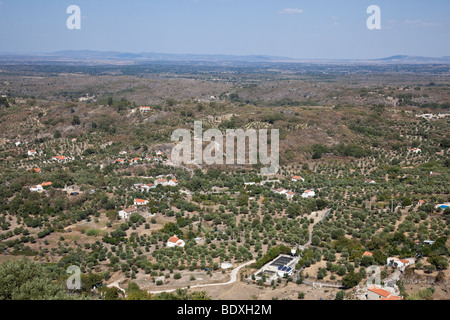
(275, 188, 287, 194)
(253, 254, 299, 283)
(301, 190, 315, 198)
(367, 286, 402, 300)
(119, 207, 138, 220)
(134, 199, 148, 206)
(167, 235, 185, 248)
(155, 178, 178, 186)
(387, 257, 412, 268)
(52, 155, 66, 162)
(30, 185, 44, 192)
(140, 106, 151, 113)
(40, 182, 53, 187)
(28, 150, 37, 156)
(292, 176, 305, 182)
(286, 191, 295, 199)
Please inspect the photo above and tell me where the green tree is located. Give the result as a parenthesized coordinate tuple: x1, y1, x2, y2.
(0, 259, 83, 300)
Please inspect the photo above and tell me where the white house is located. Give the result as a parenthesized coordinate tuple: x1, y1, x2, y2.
(410, 148, 421, 154)
(30, 185, 44, 192)
(387, 257, 412, 268)
(155, 178, 169, 186)
(27, 150, 37, 156)
(365, 179, 376, 184)
(292, 176, 305, 182)
(167, 235, 185, 248)
(301, 190, 315, 198)
(119, 207, 138, 220)
(367, 286, 402, 301)
(134, 199, 148, 206)
(274, 188, 287, 195)
(140, 106, 151, 113)
(286, 191, 295, 199)
(52, 156, 66, 162)
(155, 178, 178, 186)
(140, 183, 156, 191)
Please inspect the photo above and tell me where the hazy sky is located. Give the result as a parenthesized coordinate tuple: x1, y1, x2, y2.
(0, 0, 449, 59)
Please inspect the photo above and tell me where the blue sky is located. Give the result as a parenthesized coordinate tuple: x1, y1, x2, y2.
(0, 0, 449, 59)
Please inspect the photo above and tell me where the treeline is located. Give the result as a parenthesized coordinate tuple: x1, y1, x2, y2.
(311, 143, 370, 159)
(252, 244, 292, 269)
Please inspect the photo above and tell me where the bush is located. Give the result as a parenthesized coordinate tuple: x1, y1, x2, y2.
(336, 291, 345, 300)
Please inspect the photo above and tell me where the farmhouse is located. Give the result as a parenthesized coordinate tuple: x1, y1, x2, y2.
(27, 150, 37, 156)
(119, 207, 138, 220)
(128, 157, 142, 165)
(155, 178, 168, 186)
(30, 185, 44, 192)
(365, 179, 376, 184)
(253, 254, 299, 283)
(155, 178, 179, 187)
(367, 286, 402, 300)
(40, 182, 53, 187)
(167, 235, 185, 248)
(286, 191, 295, 199)
(134, 199, 148, 206)
(292, 176, 305, 182)
(410, 148, 421, 154)
(301, 190, 315, 198)
(387, 257, 412, 268)
(275, 188, 287, 195)
(52, 156, 66, 162)
(140, 106, 151, 113)
(33, 168, 41, 173)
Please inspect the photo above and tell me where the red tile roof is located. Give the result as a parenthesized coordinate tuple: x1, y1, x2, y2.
(368, 286, 391, 298)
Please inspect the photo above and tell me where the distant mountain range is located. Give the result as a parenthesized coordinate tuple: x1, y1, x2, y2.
(1, 50, 450, 65)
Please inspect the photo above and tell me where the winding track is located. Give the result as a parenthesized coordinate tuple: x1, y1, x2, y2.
(147, 259, 256, 295)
